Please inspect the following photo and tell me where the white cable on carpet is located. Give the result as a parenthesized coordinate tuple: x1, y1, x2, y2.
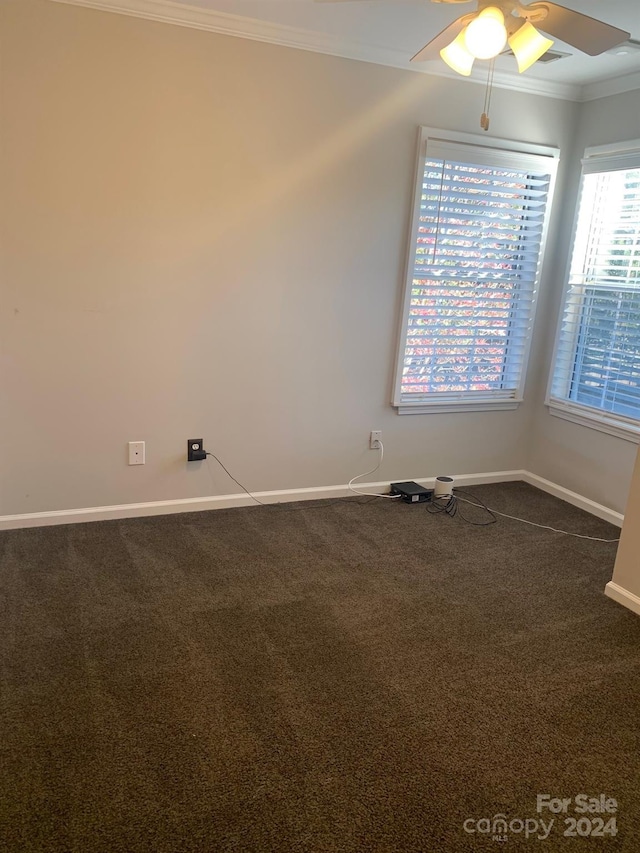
(455, 496, 620, 543)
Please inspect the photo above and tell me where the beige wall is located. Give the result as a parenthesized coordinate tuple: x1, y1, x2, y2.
(527, 88, 640, 514)
(610, 446, 640, 598)
(1, 0, 578, 515)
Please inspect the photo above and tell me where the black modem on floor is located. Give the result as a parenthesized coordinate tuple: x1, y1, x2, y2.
(390, 481, 433, 503)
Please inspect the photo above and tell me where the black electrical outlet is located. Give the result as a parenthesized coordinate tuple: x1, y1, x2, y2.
(187, 439, 207, 462)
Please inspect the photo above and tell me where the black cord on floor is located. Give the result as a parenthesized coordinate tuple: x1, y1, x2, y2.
(426, 490, 497, 526)
(451, 488, 497, 526)
(426, 495, 455, 516)
(205, 452, 378, 511)
(202, 458, 618, 540)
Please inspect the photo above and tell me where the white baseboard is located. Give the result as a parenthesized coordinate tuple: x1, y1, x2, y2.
(0, 468, 622, 531)
(0, 484, 351, 530)
(522, 472, 623, 528)
(420, 470, 527, 488)
(604, 582, 640, 617)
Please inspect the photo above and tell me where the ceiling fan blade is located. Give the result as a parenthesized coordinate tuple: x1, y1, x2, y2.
(527, 3, 630, 56)
(411, 17, 468, 62)
(314, 1, 416, 4)
(314, 0, 474, 3)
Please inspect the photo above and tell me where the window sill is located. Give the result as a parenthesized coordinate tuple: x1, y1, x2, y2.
(547, 401, 640, 444)
(395, 400, 521, 415)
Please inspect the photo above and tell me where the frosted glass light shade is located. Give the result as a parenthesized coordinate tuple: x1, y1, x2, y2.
(440, 31, 475, 76)
(508, 21, 554, 72)
(464, 7, 507, 60)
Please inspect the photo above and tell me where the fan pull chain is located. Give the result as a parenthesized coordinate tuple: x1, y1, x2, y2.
(481, 57, 496, 131)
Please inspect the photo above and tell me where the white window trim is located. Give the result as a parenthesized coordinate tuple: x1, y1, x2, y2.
(547, 400, 640, 444)
(393, 127, 559, 415)
(545, 137, 640, 443)
(397, 400, 521, 416)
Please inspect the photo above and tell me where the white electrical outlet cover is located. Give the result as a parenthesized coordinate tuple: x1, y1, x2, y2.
(128, 441, 145, 465)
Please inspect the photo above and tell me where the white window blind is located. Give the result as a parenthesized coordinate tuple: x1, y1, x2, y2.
(548, 141, 640, 441)
(394, 129, 558, 414)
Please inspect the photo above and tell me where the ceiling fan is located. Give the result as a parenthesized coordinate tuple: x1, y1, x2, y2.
(315, 0, 631, 76)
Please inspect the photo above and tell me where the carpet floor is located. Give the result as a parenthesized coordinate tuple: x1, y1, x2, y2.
(1, 481, 638, 852)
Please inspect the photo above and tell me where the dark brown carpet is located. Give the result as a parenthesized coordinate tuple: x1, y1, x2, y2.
(1, 482, 638, 852)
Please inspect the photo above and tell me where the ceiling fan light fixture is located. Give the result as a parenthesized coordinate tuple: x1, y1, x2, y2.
(464, 7, 507, 60)
(440, 30, 475, 76)
(508, 21, 555, 72)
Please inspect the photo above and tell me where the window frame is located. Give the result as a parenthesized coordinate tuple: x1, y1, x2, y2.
(546, 138, 640, 444)
(392, 127, 559, 415)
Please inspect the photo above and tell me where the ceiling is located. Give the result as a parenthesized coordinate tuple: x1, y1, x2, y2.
(55, 0, 640, 100)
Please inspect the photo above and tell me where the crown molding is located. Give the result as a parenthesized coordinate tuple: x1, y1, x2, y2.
(430, 63, 580, 101)
(580, 68, 640, 102)
(49, 0, 638, 103)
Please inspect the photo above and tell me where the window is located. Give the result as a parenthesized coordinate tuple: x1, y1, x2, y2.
(393, 128, 558, 415)
(548, 140, 640, 442)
